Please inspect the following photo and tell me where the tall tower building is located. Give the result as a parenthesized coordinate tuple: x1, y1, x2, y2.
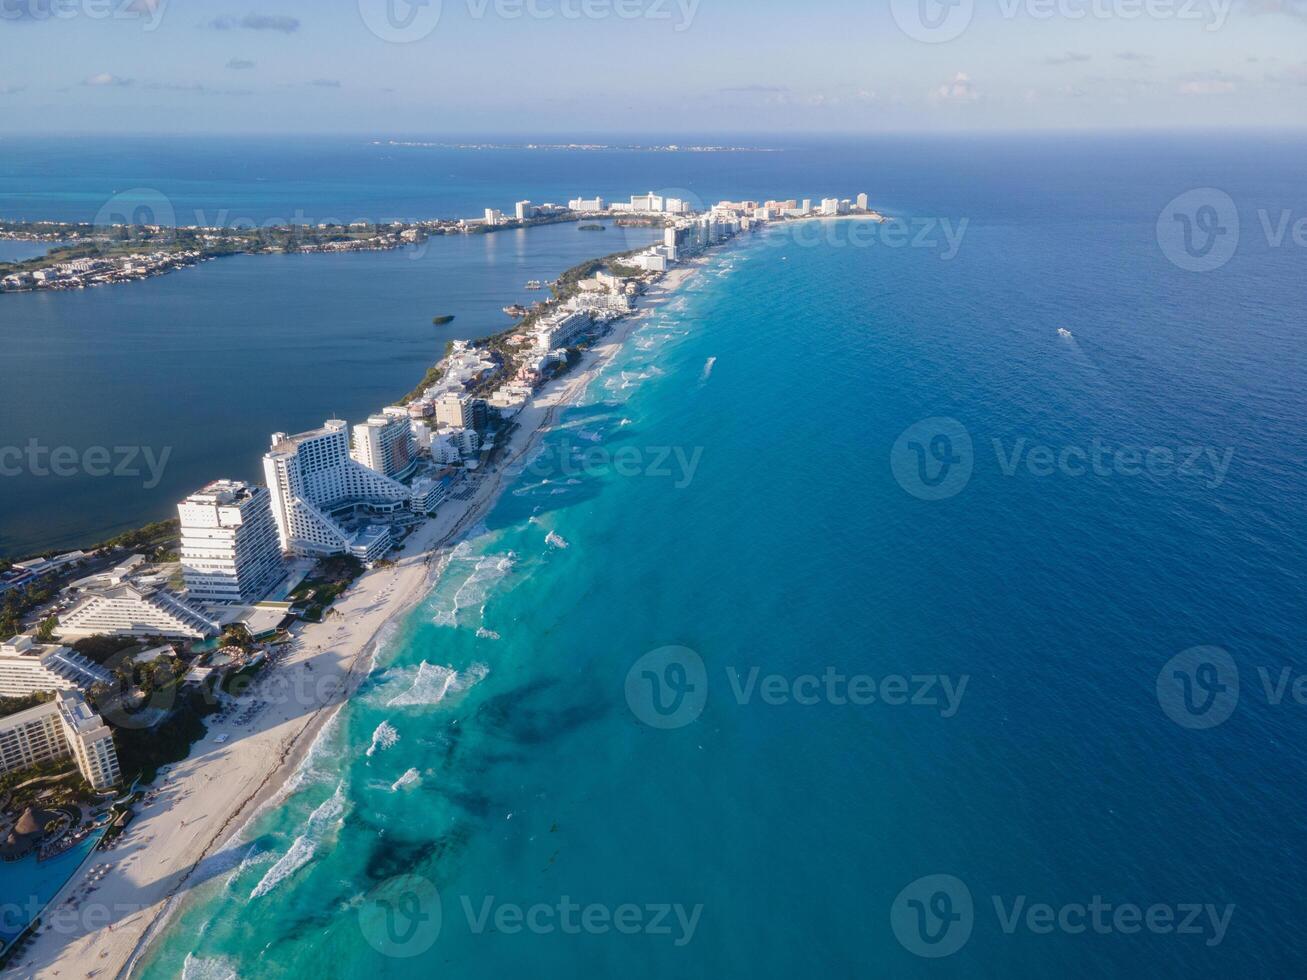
(352, 415, 416, 480)
(262, 420, 410, 556)
(178, 480, 285, 603)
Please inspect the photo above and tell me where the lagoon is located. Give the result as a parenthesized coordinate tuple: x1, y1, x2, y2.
(0, 222, 660, 557)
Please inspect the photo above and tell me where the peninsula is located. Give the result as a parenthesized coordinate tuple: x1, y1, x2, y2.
(1, 189, 878, 979)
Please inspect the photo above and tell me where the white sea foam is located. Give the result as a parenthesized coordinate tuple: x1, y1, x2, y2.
(429, 548, 515, 629)
(222, 843, 271, 893)
(391, 768, 422, 791)
(366, 721, 400, 756)
(385, 661, 488, 707)
(546, 531, 570, 550)
(181, 954, 240, 980)
(256, 707, 344, 818)
(476, 627, 501, 640)
(249, 783, 346, 899)
(701, 356, 717, 382)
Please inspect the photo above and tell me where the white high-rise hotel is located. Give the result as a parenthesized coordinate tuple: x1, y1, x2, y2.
(178, 480, 285, 603)
(263, 420, 410, 556)
(352, 414, 417, 480)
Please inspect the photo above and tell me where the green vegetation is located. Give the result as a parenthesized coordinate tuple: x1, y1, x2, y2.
(220, 624, 254, 652)
(113, 686, 219, 784)
(73, 635, 143, 666)
(398, 340, 457, 404)
(35, 615, 57, 642)
(0, 572, 58, 642)
(0, 761, 87, 809)
(290, 555, 365, 622)
(0, 690, 55, 718)
(97, 519, 179, 560)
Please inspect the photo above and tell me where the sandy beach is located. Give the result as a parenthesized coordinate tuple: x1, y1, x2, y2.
(8, 261, 702, 980)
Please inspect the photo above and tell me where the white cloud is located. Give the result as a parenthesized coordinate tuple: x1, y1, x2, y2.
(83, 73, 133, 87)
(933, 72, 980, 104)
(1177, 70, 1240, 96)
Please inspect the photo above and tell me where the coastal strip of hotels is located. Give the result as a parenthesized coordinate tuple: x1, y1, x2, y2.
(0, 189, 873, 976)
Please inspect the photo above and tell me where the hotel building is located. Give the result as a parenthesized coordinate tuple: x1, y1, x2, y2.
(56, 582, 220, 641)
(262, 420, 410, 556)
(0, 692, 121, 791)
(178, 480, 285, 604)
(0, 635, 112, 699)
(352, 414, 418, 480)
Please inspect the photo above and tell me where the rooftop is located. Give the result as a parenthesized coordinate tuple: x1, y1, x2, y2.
(184, 479, 261, 506)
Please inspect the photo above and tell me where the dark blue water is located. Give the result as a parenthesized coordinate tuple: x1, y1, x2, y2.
(102, 133, 1307, 978)
(0, 221, 659, 556)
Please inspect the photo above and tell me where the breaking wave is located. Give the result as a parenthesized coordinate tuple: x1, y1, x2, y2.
(391, 768, 422, 791)
(181, 955, 240, 980)
(249, 783, 346, 899)
(366, 721, 400, 756)
(384, 661, 489, 708)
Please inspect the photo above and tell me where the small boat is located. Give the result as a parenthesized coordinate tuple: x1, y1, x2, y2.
(432, 315, 455, 325)
(1057, 327, 1073, 339)
(525, 280, 544, 290)
(503, 304, 529, 318)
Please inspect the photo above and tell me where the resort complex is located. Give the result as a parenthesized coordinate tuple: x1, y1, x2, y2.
(0, 187, 873, 973)
(0, 692, 120, 793)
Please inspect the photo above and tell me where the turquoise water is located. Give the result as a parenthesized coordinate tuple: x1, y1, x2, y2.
(135, 203, 1307, 977)
(0, 830, 104, 947)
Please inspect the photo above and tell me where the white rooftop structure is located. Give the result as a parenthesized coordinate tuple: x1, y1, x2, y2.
(263, 420, 412, 557)
(0, 634, 113, 698)
(56, 580, 221, 642)
(178, 479, 285, 604)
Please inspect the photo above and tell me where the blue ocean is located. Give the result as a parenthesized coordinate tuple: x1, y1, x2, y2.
(3, 134, 1306, 976)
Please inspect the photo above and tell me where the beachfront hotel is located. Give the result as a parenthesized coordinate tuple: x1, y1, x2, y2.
(177, 480, 285, 604)
(262, 420, 411, 557)
(0, 691, 121, 791)
(351, 414, 419, 481)
(0, 635, 111, 699)
(54, 557, 220, 641)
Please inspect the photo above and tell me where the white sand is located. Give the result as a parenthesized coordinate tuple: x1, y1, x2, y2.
(13, 261, 703, 980)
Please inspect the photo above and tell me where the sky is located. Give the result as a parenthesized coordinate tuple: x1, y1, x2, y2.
(0, 0, 1305, 133)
